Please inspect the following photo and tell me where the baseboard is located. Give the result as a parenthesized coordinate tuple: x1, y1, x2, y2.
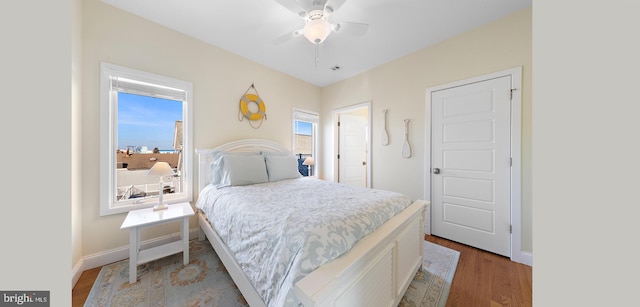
(511, 250, 533, 266)
(72, 228, 200, 288)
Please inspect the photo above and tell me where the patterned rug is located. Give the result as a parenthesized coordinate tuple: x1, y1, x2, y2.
(399, 241, 460, 307)
(84, 239, 459, 307)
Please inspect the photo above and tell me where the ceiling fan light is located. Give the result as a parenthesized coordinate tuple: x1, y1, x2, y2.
(303, 19, 332, 44)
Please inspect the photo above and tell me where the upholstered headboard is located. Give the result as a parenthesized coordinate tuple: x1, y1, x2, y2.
(195, 139, 291, 192)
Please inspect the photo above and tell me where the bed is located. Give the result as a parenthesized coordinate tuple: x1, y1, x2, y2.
(195, 139, 428, 307)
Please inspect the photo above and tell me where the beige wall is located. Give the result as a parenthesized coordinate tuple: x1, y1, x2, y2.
(79, 0, 321, 257)
(319, 7, 532, 253)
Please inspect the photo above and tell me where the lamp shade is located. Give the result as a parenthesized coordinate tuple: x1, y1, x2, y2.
(147, 161, 174, 177)
(303, 157, 315, 166)
(148, 161, 174, 211)
(303, 19, 332, 44)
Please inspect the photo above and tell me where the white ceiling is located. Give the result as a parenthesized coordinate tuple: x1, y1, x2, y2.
(101, 0, 531, 87)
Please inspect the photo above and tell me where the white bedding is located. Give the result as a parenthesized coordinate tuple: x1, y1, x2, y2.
(195, 177, 412, 306)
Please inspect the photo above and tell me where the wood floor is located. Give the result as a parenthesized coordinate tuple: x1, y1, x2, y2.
(72, 235, 532, 307)
(425, 235, 532, 307)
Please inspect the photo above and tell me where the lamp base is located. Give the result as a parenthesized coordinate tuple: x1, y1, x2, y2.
(153, 203, 169, 211)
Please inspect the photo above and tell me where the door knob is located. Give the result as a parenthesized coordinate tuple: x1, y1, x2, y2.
(362, 161, 367, 166)
(433, 168, 440, 174)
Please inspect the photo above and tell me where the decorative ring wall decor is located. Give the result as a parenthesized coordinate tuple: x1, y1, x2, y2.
(240, 94, 266, 121)
(238, 83, 267, 129)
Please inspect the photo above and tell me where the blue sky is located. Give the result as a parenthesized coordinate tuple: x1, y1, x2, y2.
(295, 120, 312, 135)
(118, 92, 182, 151)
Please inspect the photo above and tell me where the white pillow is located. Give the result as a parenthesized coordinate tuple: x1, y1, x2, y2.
(265, 155, 302, 182)
(209, 151, 258, 185)
(217, 154, 269, 187)
(261, 151, 295, 157)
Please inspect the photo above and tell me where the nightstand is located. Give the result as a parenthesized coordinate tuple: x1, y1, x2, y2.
(120, 202, 195, 284)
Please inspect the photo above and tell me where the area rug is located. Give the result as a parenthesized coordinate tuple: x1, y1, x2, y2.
(84, 239, 459, 307)
(399, 241, 460, 307)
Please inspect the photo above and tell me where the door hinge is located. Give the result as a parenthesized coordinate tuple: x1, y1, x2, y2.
(510, 88, 516, 100)
(337, 154, 340, 159)
(510, 157, 513, 166)
(337, 121, 341, 127)
(510, 224, 513, 234)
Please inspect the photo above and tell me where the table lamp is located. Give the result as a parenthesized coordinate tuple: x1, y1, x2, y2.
(147, 161, 174, 210)
(302, 156, 315, 177)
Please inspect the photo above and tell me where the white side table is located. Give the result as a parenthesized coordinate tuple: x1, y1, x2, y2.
(120, 202, 195, 284)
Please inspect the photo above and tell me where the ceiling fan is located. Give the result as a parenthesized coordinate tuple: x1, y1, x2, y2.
(273, 0, 369, 45)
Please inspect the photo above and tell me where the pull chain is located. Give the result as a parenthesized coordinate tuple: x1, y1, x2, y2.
(314, 44, 319, 71)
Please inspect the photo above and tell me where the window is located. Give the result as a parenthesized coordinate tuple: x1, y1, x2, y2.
(100, 62, 193, 215)
(292, 109, 319, 177)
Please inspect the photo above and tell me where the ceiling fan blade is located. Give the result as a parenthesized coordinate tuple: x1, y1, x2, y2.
(333, 22, 369, 36)
(273, 29, 303, 45)
(273, 0, 307, 17)
(293, 0, 329, 12)
(324, 0, 346, 14)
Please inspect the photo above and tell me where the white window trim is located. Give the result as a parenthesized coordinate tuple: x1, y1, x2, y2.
(99, 62, 193, 216)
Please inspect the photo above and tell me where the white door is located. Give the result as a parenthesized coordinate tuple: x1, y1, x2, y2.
(431, 76, 512, 257)
(339, 114, 367, 187)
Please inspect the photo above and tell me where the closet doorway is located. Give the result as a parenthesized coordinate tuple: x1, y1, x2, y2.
(333, 102, 371, 188)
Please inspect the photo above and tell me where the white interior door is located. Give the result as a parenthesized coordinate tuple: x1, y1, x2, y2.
(338, 113, 367, 187)
(431, 75, 512, 257)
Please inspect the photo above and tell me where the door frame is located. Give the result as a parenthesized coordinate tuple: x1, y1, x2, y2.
(332, 101, 372, 188)
(425, 67, 531, 265)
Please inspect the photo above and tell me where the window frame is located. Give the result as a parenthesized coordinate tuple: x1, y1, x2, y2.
(292, 108, 319, 177)
(99, 62, 193, 216)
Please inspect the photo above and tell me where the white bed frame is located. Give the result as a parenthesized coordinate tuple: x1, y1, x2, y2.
(195, 139, 428, 307)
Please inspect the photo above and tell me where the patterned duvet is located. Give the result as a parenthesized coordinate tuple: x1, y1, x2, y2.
(195, 177, 412, 307)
